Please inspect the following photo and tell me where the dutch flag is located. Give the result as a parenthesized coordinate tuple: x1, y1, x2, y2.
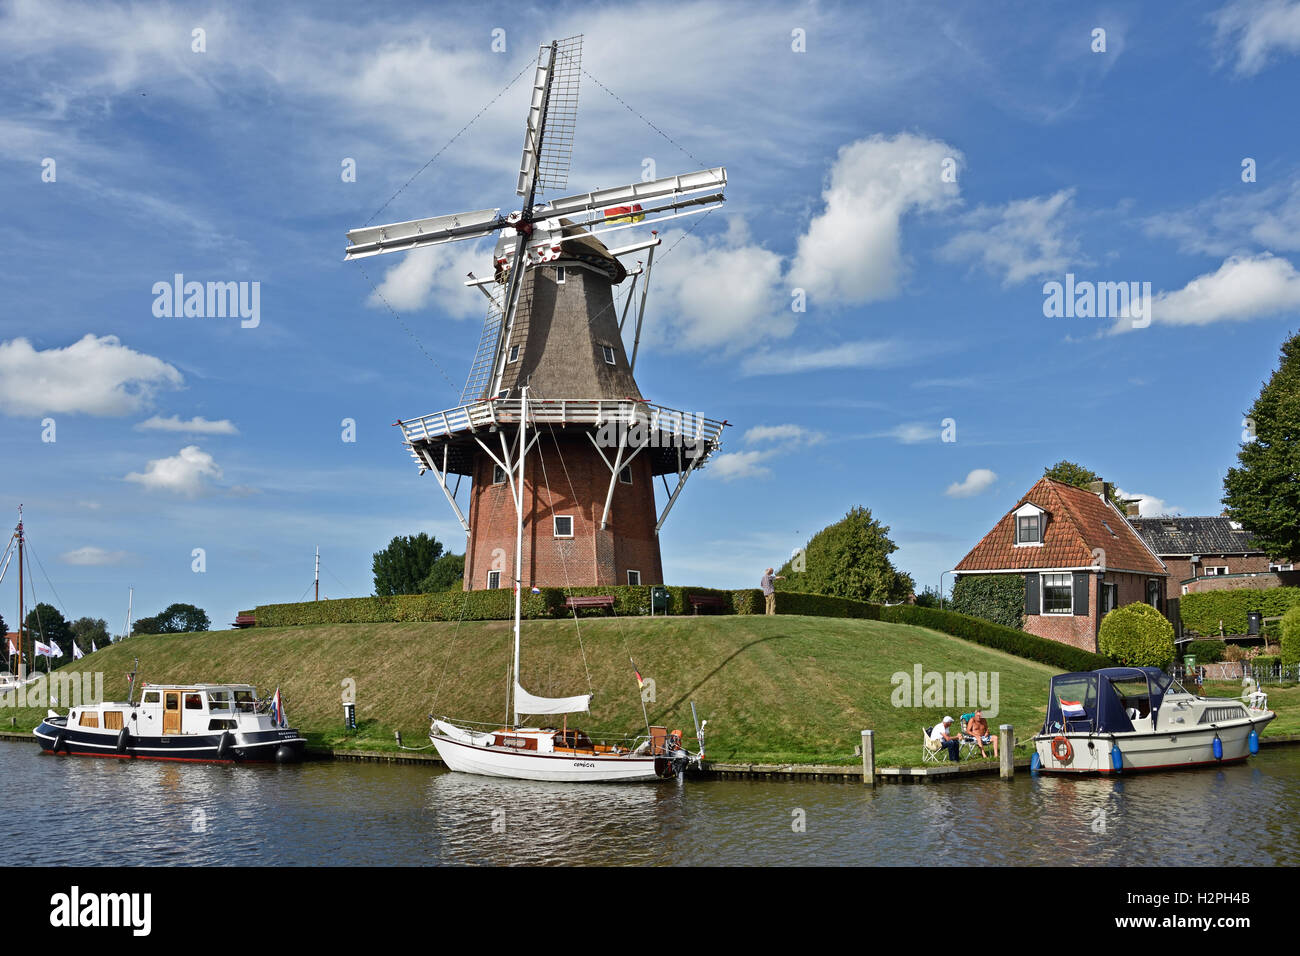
(1059, 698, 1086, 717)
(270, 687, 287, 728)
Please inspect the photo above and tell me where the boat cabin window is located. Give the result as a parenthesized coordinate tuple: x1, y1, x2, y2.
(208, 719, 237, 731)
(142, 691, 160, 705)
(234, 690, 256, 713)
(184, 693, 203, 710)
(207, 691, 233, 710)
(1110, 678, 1152, 718)
(553, 730, 594, 750)
(165, 695, 180, 713)
(79, 711, 99, 728)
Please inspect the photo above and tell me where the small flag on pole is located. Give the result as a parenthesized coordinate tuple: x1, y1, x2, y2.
(1059, 698, 1086, 717)
(270, 687, 287, 728)
(48, 639, 63, 657)
(34, 640, 52, 658)
(6, 637, 16, 656)
(91, 640, 98, 653)
(72, 643, 84, 660)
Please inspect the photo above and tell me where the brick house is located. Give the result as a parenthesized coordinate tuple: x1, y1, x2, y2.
(1127, 516, 1299, 636)
(953, 478, 1169, 652)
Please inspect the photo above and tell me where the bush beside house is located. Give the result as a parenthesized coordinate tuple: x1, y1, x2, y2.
(1180, 587, 1300, 636)
(949, 574, 1025, 630)
(1099, 603, 1175, 668)
(1281, 606, 1300, 667)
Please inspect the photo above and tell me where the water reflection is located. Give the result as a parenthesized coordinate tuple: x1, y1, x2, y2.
(1, 743, 1295, 866)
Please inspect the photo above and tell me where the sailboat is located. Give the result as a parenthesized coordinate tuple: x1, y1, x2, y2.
(0, 507, 41, 694)
(427, 388, 706, 782)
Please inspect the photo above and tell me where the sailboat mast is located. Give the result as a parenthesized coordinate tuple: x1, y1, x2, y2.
(124, 586, 134, 641)
(512, 387, 528, 729)
(315, 546, 320, 601)
(16, 507, 23, 679)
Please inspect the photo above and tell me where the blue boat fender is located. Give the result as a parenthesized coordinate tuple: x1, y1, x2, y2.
(1248, 729, 1259, 755)
(1212, 735, 1223, 761)
(1030, 751, 1041, 773)
(1111, 744, 1123, 772)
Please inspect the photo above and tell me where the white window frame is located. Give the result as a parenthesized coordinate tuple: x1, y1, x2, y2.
(1040, 572, 1073, 615)
(553, 515, 574, 538)
(627, 570, 641, 586)
(1013, 503, 1045, 546)
(492, 464, 507, 485)
(1203, 566, 1228, 576)
(487, 570, 501, 589)
(508, 344, 520, 363)
(1270, 562, 1293, 572)
(602, 345, 616, 366)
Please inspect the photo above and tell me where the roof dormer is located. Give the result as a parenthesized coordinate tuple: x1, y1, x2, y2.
(1013, 502, 1046, 546)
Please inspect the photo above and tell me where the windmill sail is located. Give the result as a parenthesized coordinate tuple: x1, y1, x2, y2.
(513, 682, 591, 716)
(517, 35, 582, 197)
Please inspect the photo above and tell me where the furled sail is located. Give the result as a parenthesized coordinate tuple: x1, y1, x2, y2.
(514, 682, 591, 715)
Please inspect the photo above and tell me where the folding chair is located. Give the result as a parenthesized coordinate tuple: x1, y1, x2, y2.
(958, 712, 985, 760)
(921, 726, 945, 763)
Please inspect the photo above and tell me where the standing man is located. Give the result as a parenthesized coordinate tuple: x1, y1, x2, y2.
(760, 567, 784, 615)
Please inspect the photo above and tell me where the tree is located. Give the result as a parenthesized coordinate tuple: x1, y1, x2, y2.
(24, 602, 74, 666)
(1223, 331, 1300, 561)
(1280, 605, 1300, 668)
(913, 586, 942, 609)
(420, 553, 465, 593)
(1043, 460, 1125, 509)
(950, 574, 1025, 629)
(70, 617, 110, 649)
(776, 506, 915, 604)
(373, 533, 445, 596)
(1099, 603, 1175, 668)
(132, 604, 210, 635)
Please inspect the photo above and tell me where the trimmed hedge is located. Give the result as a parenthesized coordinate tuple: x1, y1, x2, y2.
(878, 604, 1112, 672)
(1282, 606, 1300, 667)
(1180, 587, 1300, 636)
(949, 574, 1025, 630)
(1099, 603, 1175, 669)
(1184, 639, 1226, 664)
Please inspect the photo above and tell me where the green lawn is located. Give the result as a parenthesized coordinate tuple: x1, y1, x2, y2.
(0, 615, 1071, 766)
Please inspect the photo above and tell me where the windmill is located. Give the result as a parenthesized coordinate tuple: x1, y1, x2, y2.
(346, 35, 729, 589)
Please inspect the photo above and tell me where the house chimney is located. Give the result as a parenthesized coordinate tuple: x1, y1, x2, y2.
(1125, 500, 1141, 518)
(1088, 480, 1112, 500)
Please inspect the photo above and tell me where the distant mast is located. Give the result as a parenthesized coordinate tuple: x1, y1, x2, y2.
(315, 546, 320, 602)
(123, 586, 133, 642)
(16, 506, 23, 679)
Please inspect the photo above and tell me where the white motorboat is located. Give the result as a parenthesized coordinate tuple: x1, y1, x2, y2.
(1032, 666, 1274, 773)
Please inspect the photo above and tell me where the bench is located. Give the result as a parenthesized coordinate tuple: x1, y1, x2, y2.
(232, 613, 256, 629)
(564, 596, 616, 615)
(688, 594, 727, 615)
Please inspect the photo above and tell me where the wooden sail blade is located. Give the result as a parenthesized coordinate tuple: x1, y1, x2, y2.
(344, 208, 502, 260)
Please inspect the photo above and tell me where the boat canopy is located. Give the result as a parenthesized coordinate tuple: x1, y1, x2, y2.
(514, 682, 591, 715)
(1043, 667, 1174, 735)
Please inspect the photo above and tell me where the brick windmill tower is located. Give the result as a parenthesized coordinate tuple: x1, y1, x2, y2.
(346, 36, 728, 590)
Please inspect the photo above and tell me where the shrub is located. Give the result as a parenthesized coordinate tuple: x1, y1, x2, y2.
(949, 574, 1025, 630)
(1184, 639, 1226, 664)
(879, 605, 1111, 672)
(1223, 643, 1254, 663)
(1099, 603, 1175, 669)
(1253, 655, 1280, 673)
(1180, 587, 1300, 636)
(1281, 606, 1300, 667)
(772, 591, 881, 619)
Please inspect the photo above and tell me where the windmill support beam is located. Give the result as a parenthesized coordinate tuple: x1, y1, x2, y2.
(589, 428, 649, 531)
(629, 240, 657, 375)
(417, 445, 471, 536)
(655, 449, 706, 534)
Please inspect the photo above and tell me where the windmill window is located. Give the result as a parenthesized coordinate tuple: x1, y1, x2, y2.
(1041, 573, 1073, 615)
(492, 464, 507, 485)
(554, 515, 574, 538)
(487, 570, 501, 590)
(618, 465, 632, 485)
(1016, 514, 1042, 545)
(627, 570, 641, 586)
(602, 346, 616, 365)
(508, 345, 520, 364)
(555, 266, 565, 284)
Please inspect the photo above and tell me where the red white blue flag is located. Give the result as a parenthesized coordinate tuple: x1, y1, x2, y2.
(1059, 698, 1085, 717)
(270, 687, 287, 728)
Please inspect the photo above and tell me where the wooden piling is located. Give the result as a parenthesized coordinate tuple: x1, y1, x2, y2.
(861, 730, 875, 786)
(999, 724, 1013, 780)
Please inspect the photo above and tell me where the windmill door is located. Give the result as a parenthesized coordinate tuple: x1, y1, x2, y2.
(163, 692, 182, 734)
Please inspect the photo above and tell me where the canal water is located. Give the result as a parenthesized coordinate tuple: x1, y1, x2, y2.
(3, 741, 1295, 866)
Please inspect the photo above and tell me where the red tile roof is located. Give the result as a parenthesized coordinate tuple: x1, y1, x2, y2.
(955, 477, 1167, 575)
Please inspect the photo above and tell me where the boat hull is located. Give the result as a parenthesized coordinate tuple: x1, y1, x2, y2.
(1033, 712, 1273, 774)
(430, 732, 674, 782)
(34, 720, 307, 764)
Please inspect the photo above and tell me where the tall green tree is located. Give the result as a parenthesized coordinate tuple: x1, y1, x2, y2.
(373, 533, 445, 596)
(420, 552, 465, 592)
(132, 604, 210, 635)
(25, 602, 73, 665)
(1223, 331, 1300, 561)
(70, 617, 109, 649)
(1043, 459, 1125, 508)
(777, 506, 915, 604)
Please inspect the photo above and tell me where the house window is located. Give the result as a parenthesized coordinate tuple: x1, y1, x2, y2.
(554, 515, 574, 538)
(555, 266, 565, 284)
(1101, 583, 1117, 615)
(618, 465, 632, 485)
(1017, 514, 1042, 545)
(1146, 579, 1162, 611)
(508, 344, 520, 363)
(602, 345, 616, 365)
(1270, 562, 1293, 572)
(1041, 573, 1073, 615)
(487, 570, 501, 589)
(627, 570, 641, 585)
(492, 464, 507, 484)
(1203, 566, 1228, 576)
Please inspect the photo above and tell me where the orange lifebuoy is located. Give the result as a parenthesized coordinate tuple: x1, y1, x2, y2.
(1051, 735, 1073, 762)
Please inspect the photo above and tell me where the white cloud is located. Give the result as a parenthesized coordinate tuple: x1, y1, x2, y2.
(741, 340, 898, 376)
(940, 190, 1080, 285)
(1116, 488, 1178, 517)
(744, 424, 825, 445)
(125, 445, 223, 496)
(707, 449, 775, 482)
(1121, 253, 1300, 331)
(0, 334, 182, 417)
(707, 422, 824, 482)
(1213, 0, 1300, 74)
(136, 415, 238, 435)
(60, 546, 131, 566)
(366, 241, 491, 317)
(788, 133, 961, 306)
(886, 422, 940, 444)
(1144, 178, 1300, 256)
(945, 468, 998, 498)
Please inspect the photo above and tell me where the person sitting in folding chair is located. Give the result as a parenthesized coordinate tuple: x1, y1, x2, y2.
(926, 716, 961, 762)
(963, 708, 998, 759)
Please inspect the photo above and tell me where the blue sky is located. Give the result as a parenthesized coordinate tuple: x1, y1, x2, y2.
(3, 0, 1300, 633)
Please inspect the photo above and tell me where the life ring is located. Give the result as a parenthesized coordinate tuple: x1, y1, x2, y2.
(1051, 735, 1073, 762)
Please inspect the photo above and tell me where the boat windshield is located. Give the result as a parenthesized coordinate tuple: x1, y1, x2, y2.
(233, 690, 256, 713)
(1109, 677, 1153, 719)
(208, 690, 233, 711)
